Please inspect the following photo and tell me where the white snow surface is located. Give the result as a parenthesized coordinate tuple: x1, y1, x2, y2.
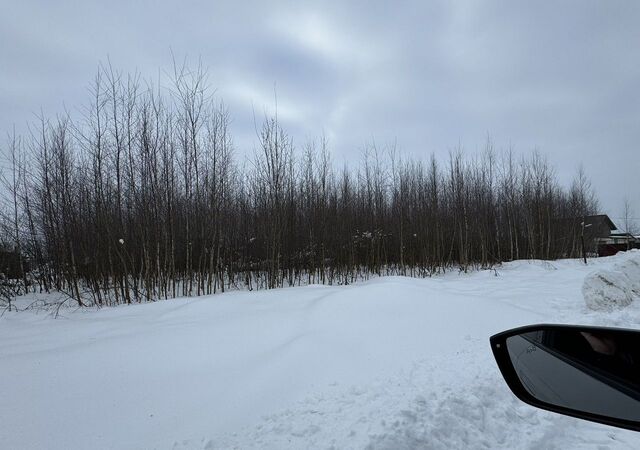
(583, 252, 640, 311)
(2, 251, 640, 449)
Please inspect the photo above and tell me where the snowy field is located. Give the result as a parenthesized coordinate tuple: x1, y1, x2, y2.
(2, 251, 640, 449)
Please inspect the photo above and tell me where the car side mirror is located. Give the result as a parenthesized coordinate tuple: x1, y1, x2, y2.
(491, 324, 640, 431)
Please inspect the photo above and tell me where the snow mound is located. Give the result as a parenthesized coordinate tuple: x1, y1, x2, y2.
(582, 251, 640, 311)
(212, 354, 628, 450)
(618, 254, 640, 295)
(367, 383, 575, 450)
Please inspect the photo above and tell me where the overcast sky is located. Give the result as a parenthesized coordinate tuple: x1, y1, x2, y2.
(2, 1, 639, 228)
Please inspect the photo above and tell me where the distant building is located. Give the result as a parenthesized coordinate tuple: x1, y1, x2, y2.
(554, 214, 617, 257)
(596, 231, 640, 256)
(576, 214, 640, 256)
(582, 215, 617, 240)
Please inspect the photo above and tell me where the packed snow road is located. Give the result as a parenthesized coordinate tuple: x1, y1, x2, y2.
(2, 251, 640, 449)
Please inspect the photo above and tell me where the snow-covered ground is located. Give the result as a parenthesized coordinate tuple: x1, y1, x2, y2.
(2, 251, 640, 449)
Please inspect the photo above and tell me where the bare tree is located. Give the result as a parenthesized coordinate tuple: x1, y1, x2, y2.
(622, 197, 638, 250)
(0, 61, 606, 307)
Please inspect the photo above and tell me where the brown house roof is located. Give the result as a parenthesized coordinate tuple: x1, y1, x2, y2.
(584, 214, 617, 231)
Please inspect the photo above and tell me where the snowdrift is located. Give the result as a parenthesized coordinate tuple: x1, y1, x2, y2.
(583, 249, 640, 311)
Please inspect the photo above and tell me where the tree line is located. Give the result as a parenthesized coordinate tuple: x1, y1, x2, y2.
(0, 62, 598, 306)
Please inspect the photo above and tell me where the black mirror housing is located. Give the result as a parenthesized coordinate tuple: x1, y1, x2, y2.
(491, 324, 640, 432)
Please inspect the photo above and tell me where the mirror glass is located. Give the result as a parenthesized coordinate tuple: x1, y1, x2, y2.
(506, 327, 640, 421)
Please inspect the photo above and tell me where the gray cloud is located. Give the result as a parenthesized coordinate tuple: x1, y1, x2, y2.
(1, 0, 639, 226)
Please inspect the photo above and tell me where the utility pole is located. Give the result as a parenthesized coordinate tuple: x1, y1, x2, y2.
(581, 219, 592, 264)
